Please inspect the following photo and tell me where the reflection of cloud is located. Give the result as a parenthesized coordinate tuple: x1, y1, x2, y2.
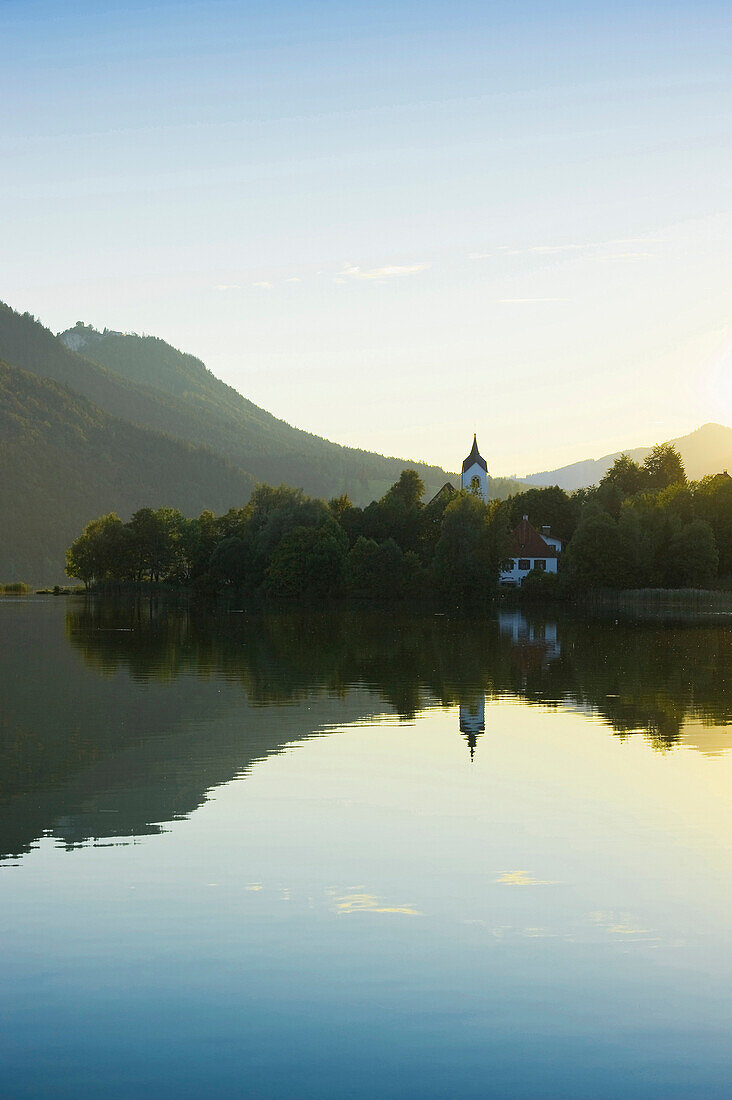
(336, 262, 430, 282)
(494, 870, 557, 886)
(245, 883, 262, 891)
(590, 910, 656, 939)
(333, 891, 420, 916)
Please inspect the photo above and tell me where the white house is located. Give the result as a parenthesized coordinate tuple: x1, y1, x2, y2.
(461, 434, 488, 502)
(497, 610, 561, 661)
(499, 515, 562, 586)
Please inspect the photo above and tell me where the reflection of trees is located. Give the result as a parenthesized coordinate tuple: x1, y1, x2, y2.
(1, 601, 729, 862)
(66, 601, 732, 750)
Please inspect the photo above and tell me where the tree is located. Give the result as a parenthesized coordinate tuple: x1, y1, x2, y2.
(562, 511, 636, 589)
(347, 536, 416, 599)
(360, 470, 426, 554)
(433, 491, 494, 603)
(505, 485, 580, 543)
(208, 536, 258, 590)
(65, 513, 132, 586)
(383, 469, 425, 509)
(694, 473, 732, 575)
(600, 453, 646, 497)
(642, 443, 686, 490)
(263, 520, 348, 598)
(664, 520, 718, 587)
(128, 507, 182, 583)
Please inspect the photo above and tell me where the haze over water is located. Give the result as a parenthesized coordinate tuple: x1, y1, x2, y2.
(2, 598, 731, 1097)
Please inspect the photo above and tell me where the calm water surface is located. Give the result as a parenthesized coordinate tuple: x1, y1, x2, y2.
(1, 598, 731, 1098)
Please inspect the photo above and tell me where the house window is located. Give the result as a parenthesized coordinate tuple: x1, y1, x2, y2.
(504, 560, 515, 571)
(518, 558, 530, 571)
(534, 559, 546, 571)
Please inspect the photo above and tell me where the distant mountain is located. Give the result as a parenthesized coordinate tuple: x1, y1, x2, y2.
(521, 423, 732, 490)
(0, 358, 255, 582)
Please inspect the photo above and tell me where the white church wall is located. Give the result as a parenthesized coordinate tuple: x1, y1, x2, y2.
(461, 461, 488, 502)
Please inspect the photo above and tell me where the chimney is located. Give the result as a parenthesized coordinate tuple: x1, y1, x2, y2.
(542, 525, 550, 536)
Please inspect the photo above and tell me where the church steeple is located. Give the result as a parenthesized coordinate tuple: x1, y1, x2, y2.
(459, 697, 485, 762)
(460, 434, 488, 501)
(462, 433, 487, 474)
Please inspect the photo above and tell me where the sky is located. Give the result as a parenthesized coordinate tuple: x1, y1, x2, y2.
(2, 0, 732, 476)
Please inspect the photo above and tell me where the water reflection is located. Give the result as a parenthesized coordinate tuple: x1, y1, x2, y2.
(0, 599, 730, 864)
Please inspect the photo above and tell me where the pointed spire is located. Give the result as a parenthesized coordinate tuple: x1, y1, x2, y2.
(462, 433, 487, 473)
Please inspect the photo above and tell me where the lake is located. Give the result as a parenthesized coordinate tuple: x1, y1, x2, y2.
(1, 597, 731, 1098)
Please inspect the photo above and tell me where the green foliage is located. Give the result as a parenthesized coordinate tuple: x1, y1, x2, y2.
(693, 473, 732, 575)
(518, 568, 560, 599)
(664, 520, 718, 588)
(600, 453, 646, 496)
(263, 520, 348, 598)
(434, 492, 496, 603)
(642, 442, 686, 489)
(64, 470, 498, 604)
(347, 536, 420, 599)
(562, 511, 637, 589)
(504, 485, 580, 543)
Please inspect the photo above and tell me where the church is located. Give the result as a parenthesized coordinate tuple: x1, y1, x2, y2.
(458, 435, 562, 586)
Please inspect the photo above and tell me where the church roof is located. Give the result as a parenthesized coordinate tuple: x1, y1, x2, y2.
(462, 434, 487, 473)
(427, 481, 457, 506)
(508, 516, 559, 558)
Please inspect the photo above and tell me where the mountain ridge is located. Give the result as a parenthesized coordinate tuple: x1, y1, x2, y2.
(55, 318, 462, 501)
(520, 422, 732, 490)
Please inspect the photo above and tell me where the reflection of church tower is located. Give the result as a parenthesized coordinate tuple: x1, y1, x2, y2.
(461, 435, 488, 502)
(459, 696, 485, 761)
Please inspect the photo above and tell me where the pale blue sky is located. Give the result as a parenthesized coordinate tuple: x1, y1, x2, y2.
(3, 1, 732, 474)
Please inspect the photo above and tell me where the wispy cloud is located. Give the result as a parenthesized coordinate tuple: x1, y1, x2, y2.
(252, 280, 273, 289)
(470, 236, 658, 261)
(335, 262, 430, 283)
(598, 251, 653, 262)
(498, 297, 570, 304)
(214, 283, 242, 291)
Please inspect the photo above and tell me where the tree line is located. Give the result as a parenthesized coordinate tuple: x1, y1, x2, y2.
(65, 443, 732, 599)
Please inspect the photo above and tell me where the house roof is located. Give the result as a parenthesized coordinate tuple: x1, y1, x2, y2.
(508, 516, 559, 558)
(427, 481, 457, 506)
(462, 434, 487, 473)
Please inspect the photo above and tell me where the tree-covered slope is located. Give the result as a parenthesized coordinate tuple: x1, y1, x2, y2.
(0, 360, 255, 582)
(14, 307, 450, 502)
(57, 318, 520, 502)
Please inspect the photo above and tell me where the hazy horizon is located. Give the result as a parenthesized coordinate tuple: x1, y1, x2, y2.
(3, 0, 732, 475)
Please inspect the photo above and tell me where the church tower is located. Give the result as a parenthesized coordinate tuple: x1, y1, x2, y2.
(459, 696, 485, 761)
(461, 434, 488, 502)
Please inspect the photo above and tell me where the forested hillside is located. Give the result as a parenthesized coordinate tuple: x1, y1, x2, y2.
(57, 320, 519, 501)
(0, 301, 513, 580)
(0, 360, 255, 581)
